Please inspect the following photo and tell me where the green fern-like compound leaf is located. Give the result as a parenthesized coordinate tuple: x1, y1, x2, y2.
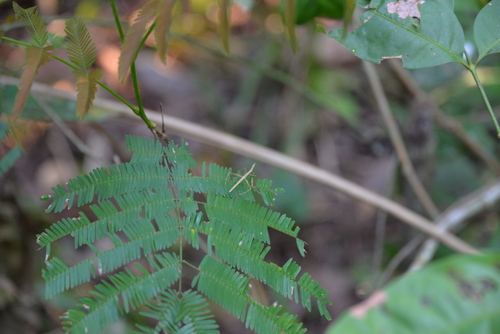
(64, 18, 101, 118)
(39, 135, 331, 333)
(13, 2, 48, 47)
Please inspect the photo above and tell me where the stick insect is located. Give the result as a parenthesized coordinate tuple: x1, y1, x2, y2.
(229, 163, 256, 193)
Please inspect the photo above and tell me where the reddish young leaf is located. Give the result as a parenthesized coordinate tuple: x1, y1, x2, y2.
(154, 0, 176, 64)
(12, 45, 53, 118)
(74, 69, 102, 119)
(118, 0, 158, 83)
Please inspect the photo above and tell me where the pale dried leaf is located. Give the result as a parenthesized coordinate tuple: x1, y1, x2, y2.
(387, 0, 425, 19)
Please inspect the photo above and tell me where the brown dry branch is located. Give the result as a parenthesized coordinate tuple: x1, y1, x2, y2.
(0, 75, 479, 255)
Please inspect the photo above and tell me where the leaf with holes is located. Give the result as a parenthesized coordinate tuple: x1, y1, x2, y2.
(328, 0, 466, 69)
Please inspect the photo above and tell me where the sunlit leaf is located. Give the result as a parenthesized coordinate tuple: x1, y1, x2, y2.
(474, 0, 500, 63)
(154, 0, 176, 64)
(12, 46, 53, 118)
(118, 0, 158, 83)
(12, 2, 48, 47)
(74, 69, 102, 119)
(65, 18, 97, 71)
(316, 24, 326, 34)
(328, 0, 465, 69)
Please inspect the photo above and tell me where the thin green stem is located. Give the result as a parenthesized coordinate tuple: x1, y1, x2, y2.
(109, 0, 156, 129)
(52, 54, 139, 113)
(109, 0, 125, 41)
(97, 82, 138, 112)
(464, 51, 500, 137)
(129, 22, 157, 129)
(183, 260, 199, 271)
(2, 36, 30, 47)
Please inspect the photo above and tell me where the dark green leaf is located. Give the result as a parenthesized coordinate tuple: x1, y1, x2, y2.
(329, 0, 466, 68)
(474, 0, 500, 63)
(326, 253, 500, 334)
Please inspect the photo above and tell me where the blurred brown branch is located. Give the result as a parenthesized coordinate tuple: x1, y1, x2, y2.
(0, 75, 479, 255)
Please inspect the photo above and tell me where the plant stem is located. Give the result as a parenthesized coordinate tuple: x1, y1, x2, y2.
(363, 61, 440, 219)
(109, 0, 125, 41)
(3, 75, 481, 255)
(464, 51, 500, 137)
(2, 35, 139, 114)
(109, 0, 156, 129)
(2, 36, 31, 47)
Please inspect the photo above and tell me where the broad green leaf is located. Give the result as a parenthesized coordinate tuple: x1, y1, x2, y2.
(317, 0, 344, 19)
(12, 2, 48, 47)
(326, 253, 500, 334)
(74, 69, 102, 118)
(294, 0, 319, 24)
(328, 0, 466, 69)
(118, 0, 158, 83)
(474, 0, 500, 63)
(12, 45, 53, 118)
(293, 0, 344, 24)
(65, 18, 97, 71)
(154, 0, 175, 64)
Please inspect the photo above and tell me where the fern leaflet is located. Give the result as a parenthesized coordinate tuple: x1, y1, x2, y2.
(11, 3, 53, 117)
(0, 146, 22, 177)
(64, 18, 101, 118)
(64, 18, 97, 71)
(39, 135, 331, 333)
(12, 3, 48, 47)
(136, 289, 219, 333)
